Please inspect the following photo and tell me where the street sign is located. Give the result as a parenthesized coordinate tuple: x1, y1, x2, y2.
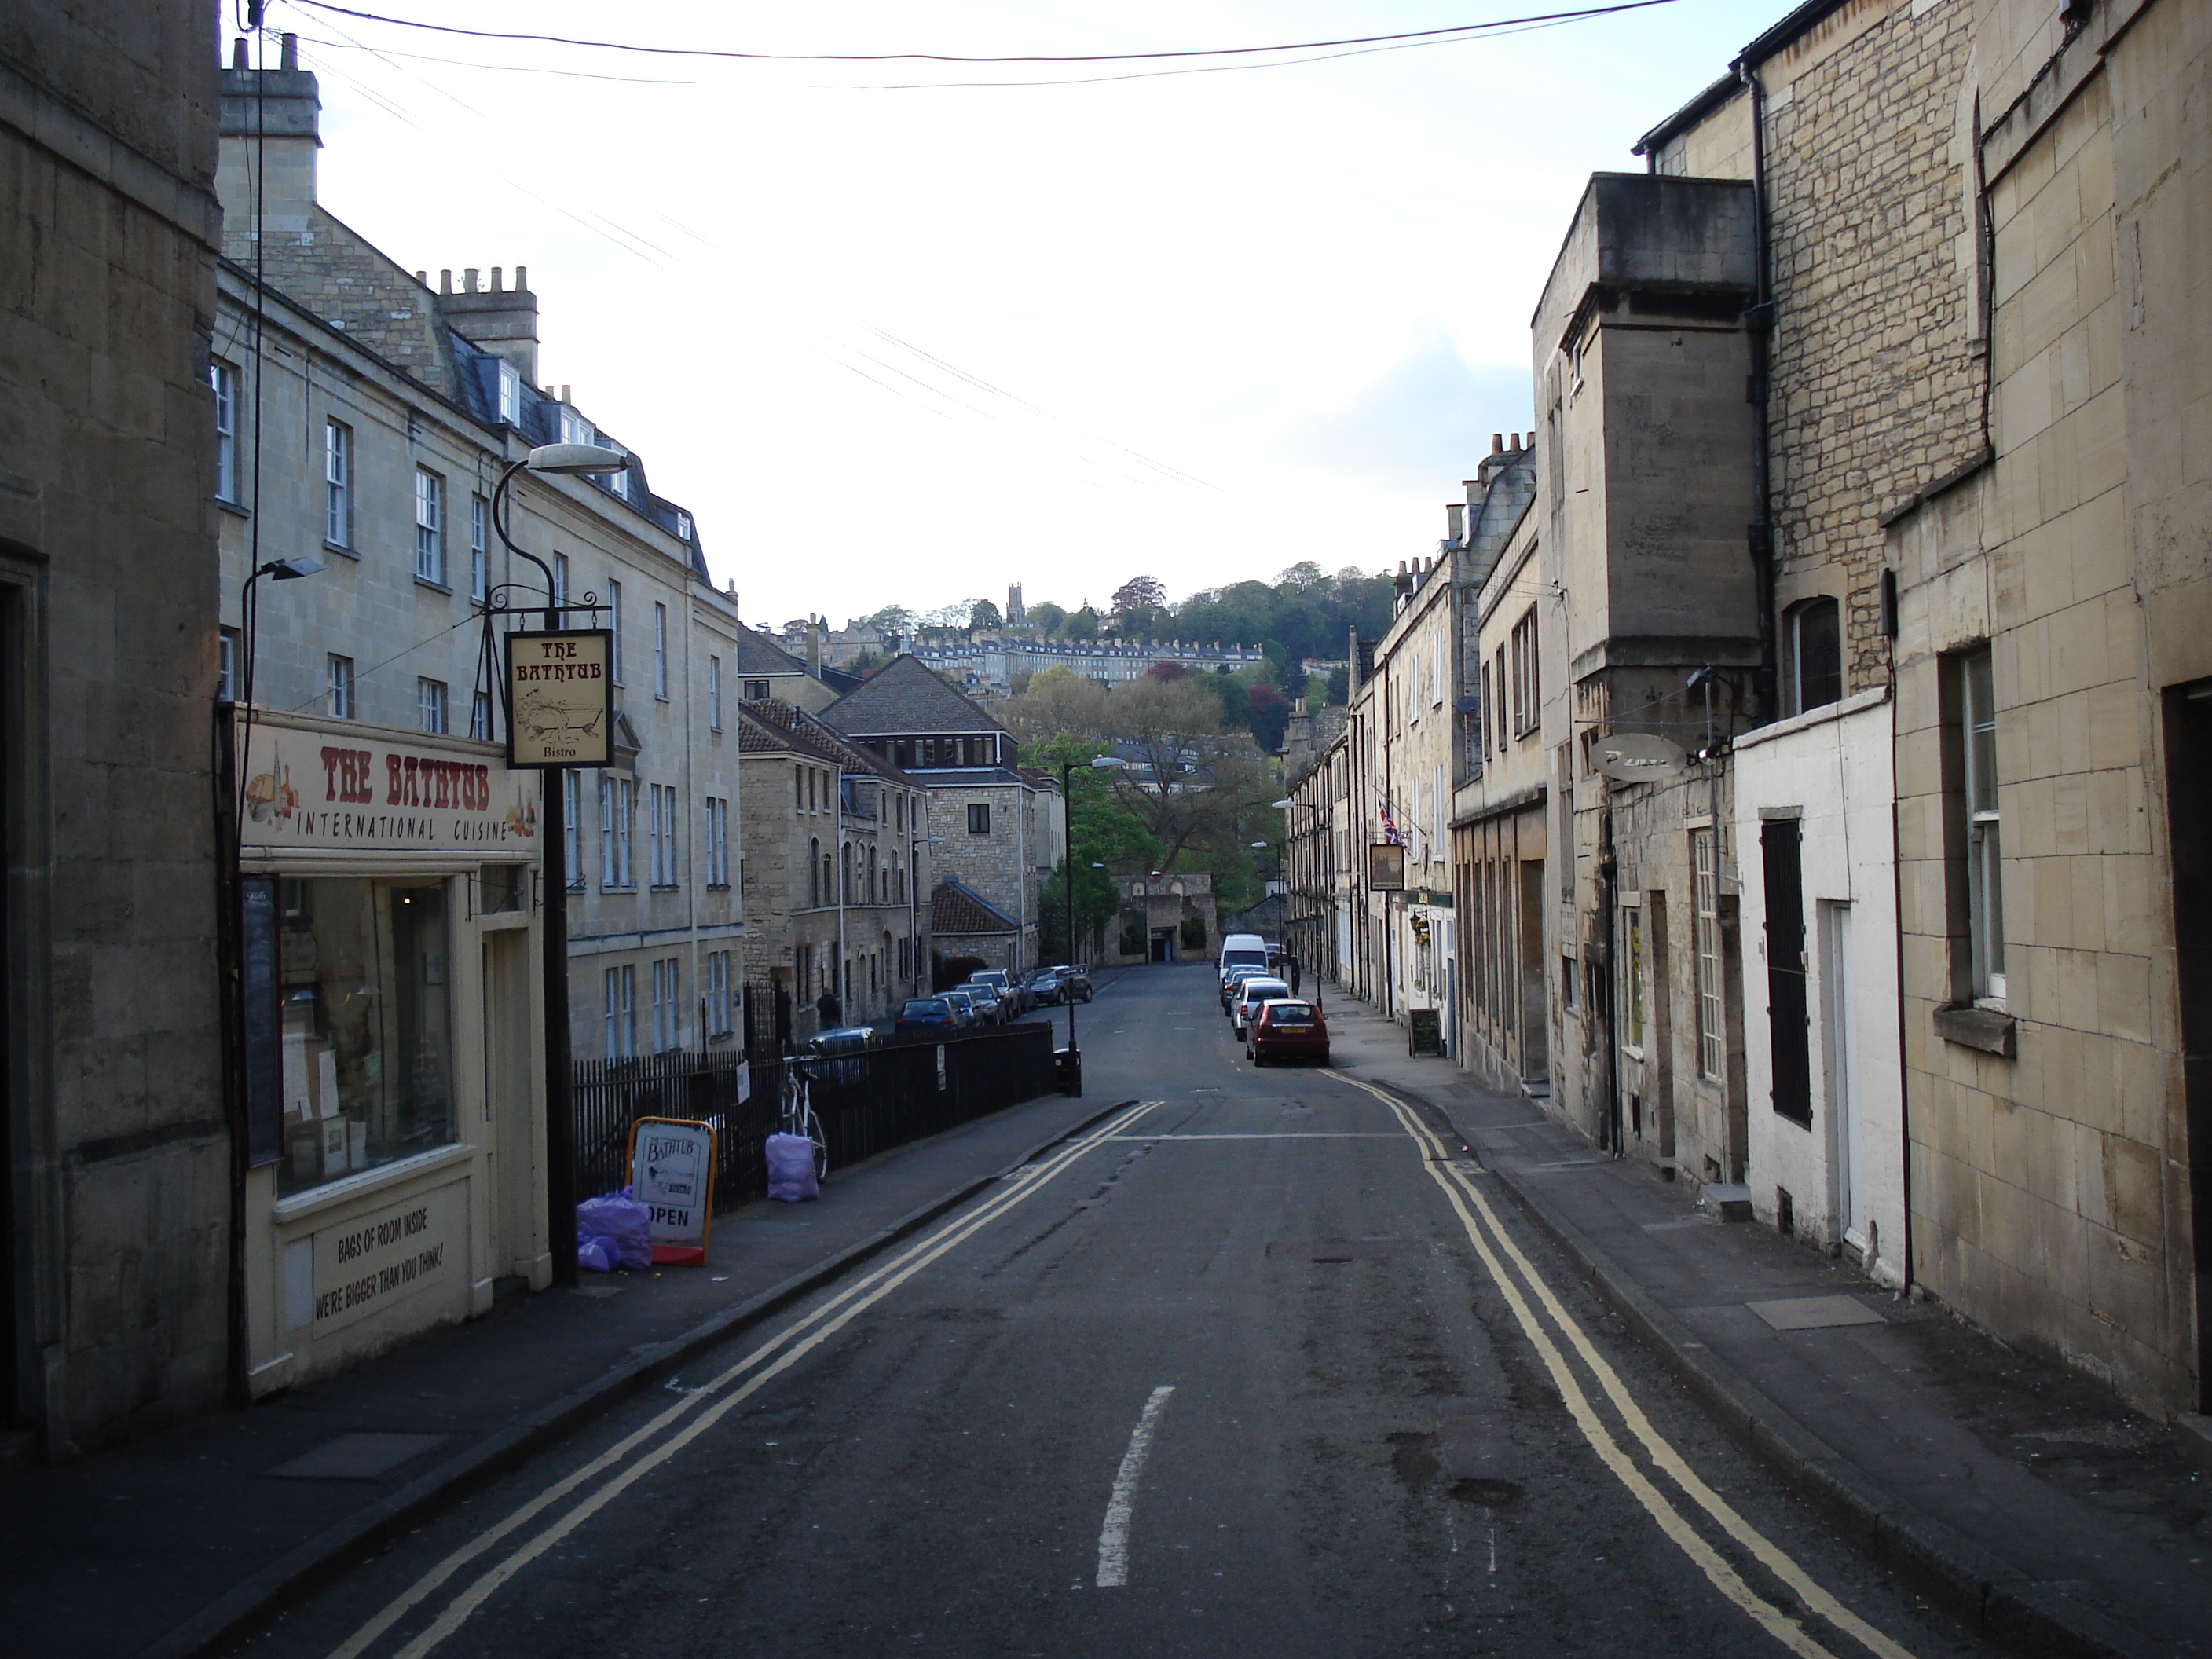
(1368, 843, 1406, 890)
(507, 629, 613, 768)
(1595, 731, 1689, 785)
(626, 1116, 719, 1266)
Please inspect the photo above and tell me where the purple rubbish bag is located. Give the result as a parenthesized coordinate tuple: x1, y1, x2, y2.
(577, 1235, 617, 1273)
(764, 1133, 820, 1203)
(576, 1190, 653, 1269)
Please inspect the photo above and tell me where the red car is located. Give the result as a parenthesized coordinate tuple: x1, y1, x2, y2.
(1249, 998, 1329, 1067)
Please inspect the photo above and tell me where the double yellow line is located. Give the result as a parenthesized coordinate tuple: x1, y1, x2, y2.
(327, 1100, 1165, 1659)
(1330, 1072, 1917, 1659)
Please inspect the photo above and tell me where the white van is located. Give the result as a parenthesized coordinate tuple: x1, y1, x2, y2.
(1217, 932, 1269, 1011)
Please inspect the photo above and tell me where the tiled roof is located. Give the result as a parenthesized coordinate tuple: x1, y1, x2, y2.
(930, 876, 1020, 936)
(726, 624, 808, 678)
(820, 654, 1008, 740)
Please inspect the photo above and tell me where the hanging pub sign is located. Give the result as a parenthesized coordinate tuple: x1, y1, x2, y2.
(1368, 842, 1406, 891)
(507, 629, 613, 769)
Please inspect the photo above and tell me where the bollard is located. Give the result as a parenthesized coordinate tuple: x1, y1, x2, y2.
(1055, 1046, 1082, 1098)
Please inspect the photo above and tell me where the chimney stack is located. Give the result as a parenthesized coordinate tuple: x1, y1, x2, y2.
(807, 618, 824, 679)
(217, 39, 322, 224)
(440, 262, 540, 383)
(1445, 502, 1465, 547)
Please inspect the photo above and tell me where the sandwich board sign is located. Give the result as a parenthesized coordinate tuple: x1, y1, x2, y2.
(625, 1116, 718, 1265)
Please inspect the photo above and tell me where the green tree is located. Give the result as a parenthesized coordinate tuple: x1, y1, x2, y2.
(969, 598, 1003, 631)
(1065, 605, 1101, 642)
(1029, 599, 1067, 635)
(1039, 858, 1120, 961)
(860, 604, 915, 639)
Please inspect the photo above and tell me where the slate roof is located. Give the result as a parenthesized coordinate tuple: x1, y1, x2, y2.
(930, 876, 1020, 936)
(820, 653, 1008, 740)
(733, 698, 913, 782)
(726, 624, 809, 679)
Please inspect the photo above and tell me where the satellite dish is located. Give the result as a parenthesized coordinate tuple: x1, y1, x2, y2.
(1596, 731, 1688, 784)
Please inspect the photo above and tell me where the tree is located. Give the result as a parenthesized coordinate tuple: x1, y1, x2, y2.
(1065, 605, 1101, 642)
(1039, 858, 1122, 961)
(969, 598, 1003, 632)
(1146, 659, 1188, 683)
(919, 599, 982, 628)
(1029, 600, 1067, 635)
(1111, 575, 1166, 616)
(859, 604, 914, 640)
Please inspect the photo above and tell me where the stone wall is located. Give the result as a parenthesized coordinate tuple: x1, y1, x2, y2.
(0, 2, 229, 1454)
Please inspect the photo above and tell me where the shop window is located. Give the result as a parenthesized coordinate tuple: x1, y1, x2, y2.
(276, 877, 455, 1196)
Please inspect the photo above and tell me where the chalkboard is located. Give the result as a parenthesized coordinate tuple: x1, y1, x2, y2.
(1408, 1008, 1444, 1057)
(240, 876, 283, 1168)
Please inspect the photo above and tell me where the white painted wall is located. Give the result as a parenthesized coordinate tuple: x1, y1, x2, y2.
(1733, 687, 1906, 1287)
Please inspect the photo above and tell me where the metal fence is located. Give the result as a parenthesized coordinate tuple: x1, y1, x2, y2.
(573, 1022, 1060, 1210)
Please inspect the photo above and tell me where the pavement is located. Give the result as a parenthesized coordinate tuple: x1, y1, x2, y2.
(1317, 990, 2212, 1659)
(0, 975, 1134, 1659)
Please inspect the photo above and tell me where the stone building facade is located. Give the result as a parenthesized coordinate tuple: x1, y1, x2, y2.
(1, 1, 228, 1458)
(734, 698, 929, 1039)
(821, 655, 1059, 976)
(1111, 870, 1218, 964)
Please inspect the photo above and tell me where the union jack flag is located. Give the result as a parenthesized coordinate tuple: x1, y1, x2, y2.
(1379, 799, 1403, 847)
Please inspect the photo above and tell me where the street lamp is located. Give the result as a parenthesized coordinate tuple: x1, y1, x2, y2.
(490, 441, 628, 1290)
(1059, 754, 1124, 1093)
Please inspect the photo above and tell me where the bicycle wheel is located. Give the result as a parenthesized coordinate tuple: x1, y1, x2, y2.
(801, 1105, 830, 1181)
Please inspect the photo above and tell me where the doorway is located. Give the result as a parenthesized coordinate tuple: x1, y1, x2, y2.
(1518, 860, 1547, 1082)
(482, 929, 536, 1284)
(2161, 679, 2212, 1407)
(1820, 901, 1862, 1250)
(1150, 928, 1174, 963)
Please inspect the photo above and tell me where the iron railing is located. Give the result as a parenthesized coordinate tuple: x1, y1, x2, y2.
(573, 1021, 1059, 1209)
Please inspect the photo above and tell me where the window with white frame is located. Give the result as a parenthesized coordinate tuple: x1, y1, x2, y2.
(552, 551, 569, 612)
(603, 965, 635, 1059)
(218, 630, 238, 701)
(650, 957, 680, 1052)
(705, 797, 730, 887)
(602, 447, 631, 502)
(497, 361, 522, 427)
(328, 654, 355, 719)
(470, 493, 489, 602)
(1960, 646, 2005, 1002)
(563, 771, 584, 890)
(1784, 597, 1842, 715)
(1692, 826, 1724, 1080)
(654, 602, 670, 699)
(705, 950, 732, 1039)
(648, 782, 678, 888)
(470, 690, 491, 742)
(415, 467, 445, 584)
(709, 656, 723, 731)
(324, 419, 352, 546)
(560, 406, 592, 446)
(416, 677, 447, 734)
(1510, 607, 1540, 737)
(600, 775, 635, 888)
(210, 361, 240, 502)
(1493, 647, 1508, 751)
(607, 579, 624, 683)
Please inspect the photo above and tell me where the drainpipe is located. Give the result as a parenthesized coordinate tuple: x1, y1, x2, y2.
(1738, 55, 1779, 721)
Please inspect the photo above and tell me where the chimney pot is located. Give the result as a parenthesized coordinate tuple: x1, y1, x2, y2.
(440, 269, 453, 294)
(1491, 433, 1503, 454)
(491, 266, 504, 293)
(231, 38, 248, 69)
(515, 265, 528, 291)
(415, 270, 427, 286)
(280, 32, 298, 71)
(561, 384, 572, 404)
(464, 268, 480, 294)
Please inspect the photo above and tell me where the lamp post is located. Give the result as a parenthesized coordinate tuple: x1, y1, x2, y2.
(1059, 754, 1123, 1092)
(489, 441, 629, 1290)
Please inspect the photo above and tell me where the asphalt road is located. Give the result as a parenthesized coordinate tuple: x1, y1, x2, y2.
(227, 964, 1990, 1659)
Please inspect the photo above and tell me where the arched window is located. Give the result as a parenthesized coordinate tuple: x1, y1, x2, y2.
(1783, 597, 1841, 715)
(808, 837, 820, 906)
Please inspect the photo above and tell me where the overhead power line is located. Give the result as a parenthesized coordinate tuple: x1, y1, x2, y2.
(288, 1, 1681, 68)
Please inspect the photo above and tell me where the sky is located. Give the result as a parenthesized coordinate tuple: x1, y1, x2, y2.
(263, 0, 1785, 629)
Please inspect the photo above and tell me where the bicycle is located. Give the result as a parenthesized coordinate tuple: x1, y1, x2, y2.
(778, 1057, 830, 1183)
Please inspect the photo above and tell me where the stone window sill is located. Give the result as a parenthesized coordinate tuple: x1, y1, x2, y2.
(1935, 1003, 2016, 1057)
(415, 575, 452, 595)
(325, 539, 358, 560)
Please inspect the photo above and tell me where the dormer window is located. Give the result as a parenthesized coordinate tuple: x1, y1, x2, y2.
(560, 407, 592, 446)
(497, 361, 522, 427)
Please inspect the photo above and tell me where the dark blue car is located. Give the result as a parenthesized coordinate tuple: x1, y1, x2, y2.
(894, 997, 958, 1039)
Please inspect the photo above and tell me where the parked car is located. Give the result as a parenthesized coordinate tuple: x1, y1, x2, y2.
(1216, 932, 1269, 1008)
(941, 990, 981, 1030)
(1220, 963, 1267, 1014)
(1230, 976, 1291, 1038)
(962, 984, 1005, 1024)
(1249, 998, 1329, 1066)
(1051, 964, 1093, 1003)
(965, 969, 1024, 1016)
(894, 997, 958, 1039)
(808, 1025, 877, 1085)
(1024, 969, 1067, 1005)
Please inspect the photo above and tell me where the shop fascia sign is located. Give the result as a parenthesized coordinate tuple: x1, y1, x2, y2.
(507, 629, 613, 769)
(239, 709, 538, 856)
